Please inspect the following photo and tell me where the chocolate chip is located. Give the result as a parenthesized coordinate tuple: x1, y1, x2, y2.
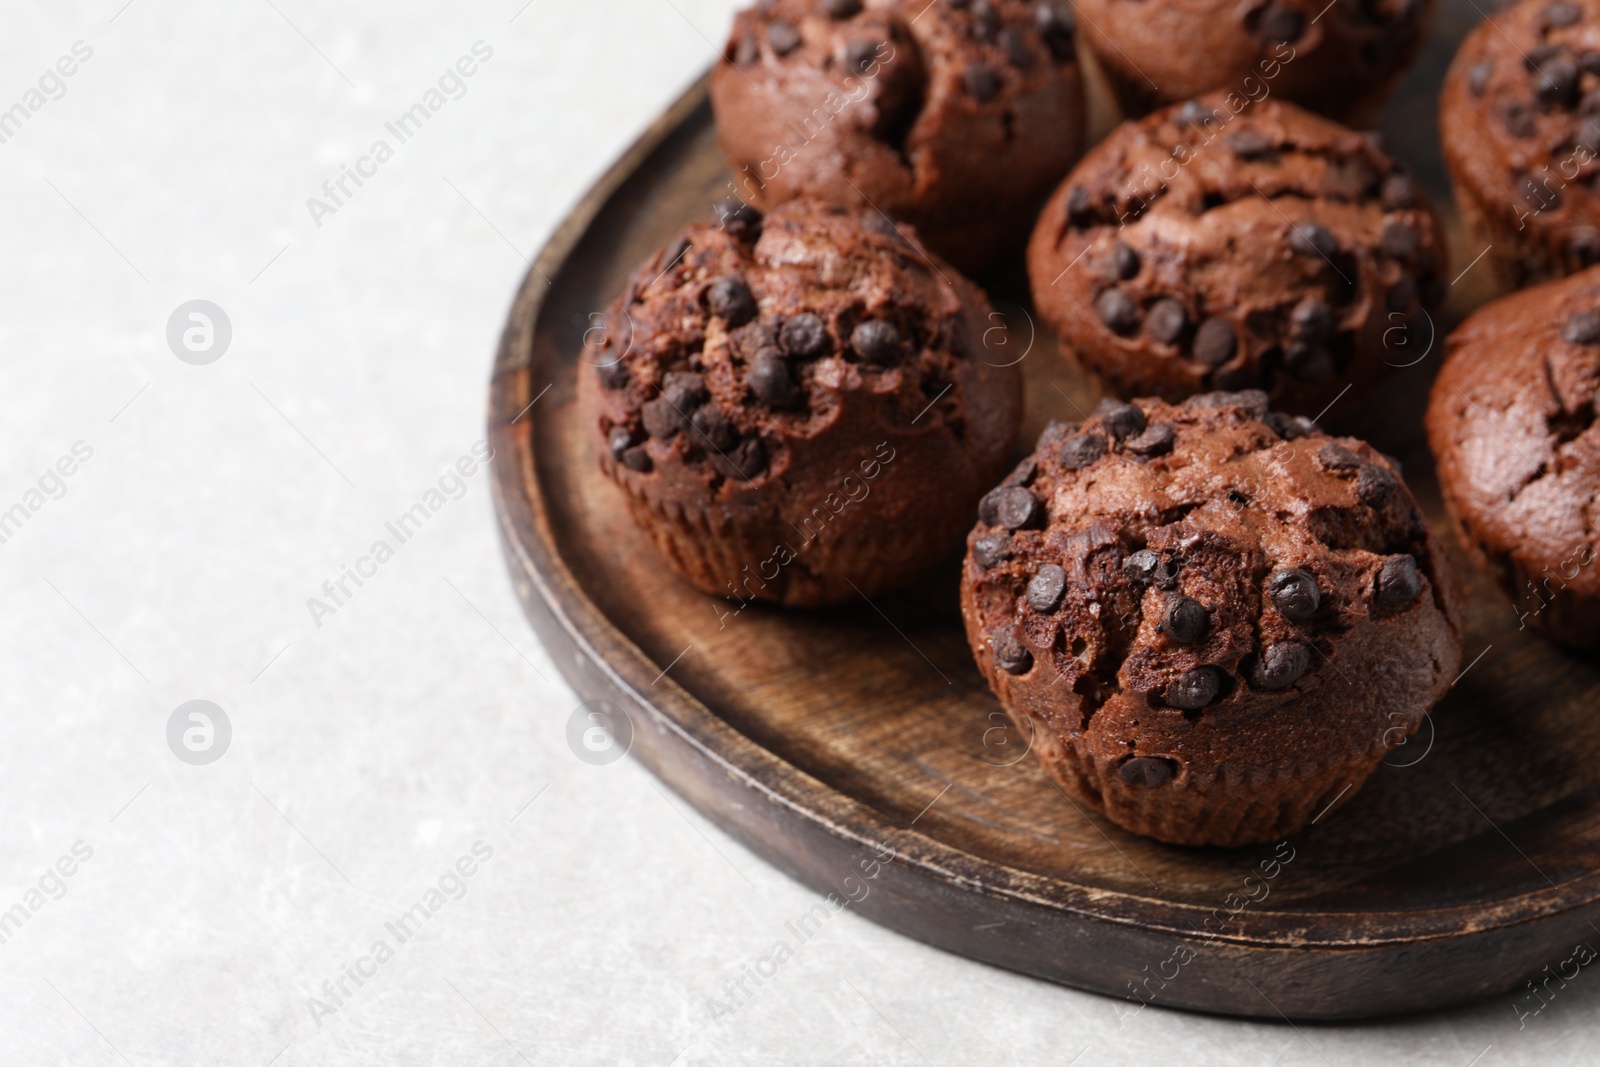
(1167, 667, 1221, 710)
(965, 63, 1002, 102)
(1380, 219, 1421, 259)
(1126, 421, 1176, 456)
(1387, 275, 1418, 312)
(973, 532, 1012, 569)
(1119, 756, 1176, 787)
(1059, 431, 1108, 469)
(711, 437, 767, 480)
(707, 275, 757, 324)
(1468, 60, 1492, 96)
(845, 39, 881, 74)
(1036, 419, 1079, 450)
(1375, 555, 1422, 609)
(1187, 389, 1263, 413)
(1535, 55, 1580, 108)
(1267, 412, 1316, 439)
(1027, 564, 1068, 613)
(715, 199, 764, 240)
(1562, 310, 1600, 343)
(608, 425, 634, 459)
(993, 629, 1033, 674)
(1317, 442, 1361, 470)
(981, 486, 1041, 529)
(1095, 289, 1139, 333)
(1144, 298, 1187, 345)
(1543, 1, 1581, 27)
(749, 353, 799, 407)
(1503, 101, 1538, 138)
(660, 235, 692, 273)
(1192, 317, 1237, 367)
(780, 313, 830, 357)
(1227, 130, 1273, 159)
(1380, 173, 1419, 211)
(1108, 242, 1141, 281)
(999, 27, 1033, 66)
(851, 319, 901, 365)
(1290, 298, 1333, 342)
(1162, 596, 1208, 643)
(1065, 186, 1095, 226)
(620, 446, 652, 472)
(826, 0, 863, 18)
(1099, 400, 1146, 439)
(596, 357, 629, 390)
(1256, 1, 1306, 41)
(1125, 549, 1180, 588)
(1036, 3, 1077, 59)
(1253, 642, 1310, 689)
(1290, 222, 1338, 258)
(662, 371, 707, 410)
(691, 405, 737, 452)
(734, 35, 760, 66)
(971, 0, 1002, 39)
(642, 398, 685, 438)
(1525, 43, 1562, 71)
(768, 20, 801, 55)
(1004, 456, 1038, 486)
(1176, 100, 1217, 128)
(1357, 464, 1398, 506)
(1584, 50, 1600, 75)
(1269, 568, 1320, 621)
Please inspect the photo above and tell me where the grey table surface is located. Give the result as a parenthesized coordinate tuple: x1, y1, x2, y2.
(0, 1, 1592, 1064)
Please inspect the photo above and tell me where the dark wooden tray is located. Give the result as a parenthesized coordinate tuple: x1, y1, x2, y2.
(489, 25, 1600, 1018)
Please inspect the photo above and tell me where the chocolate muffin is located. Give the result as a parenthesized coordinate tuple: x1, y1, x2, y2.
(961, 391, 1463, 846)
(1074, 0, 1433, 124)
(1441, 0, 1600, 287)
(1428, 268, 1600, 647)
(579, 199, 1022, 607)
(710, 0, 1087, 275)
(1028, 94, 1445, 415)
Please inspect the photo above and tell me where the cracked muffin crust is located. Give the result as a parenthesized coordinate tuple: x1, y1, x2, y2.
(961, 391, 1463, 846)
(709, 0, 1086, 275)
(1441, 0, 1600, 286)
(1428, 268, 1600, 647)
(579, 198, 1022, 607)
(1028, 94, 1445, 416)
(1074, 0, 1433, 126)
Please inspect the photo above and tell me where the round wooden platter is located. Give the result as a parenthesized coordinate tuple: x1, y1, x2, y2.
(489, 50, 1600, 1021)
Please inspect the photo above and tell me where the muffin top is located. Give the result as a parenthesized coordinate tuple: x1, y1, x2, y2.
(962, 390, 1461, 777)
(1428, 267, 1600, 630)
(1073, 0, 1432, 121)
(711, 0, 1085, 272)
(1028, 94, 1443, 413)
(1442, 0, 1600, 273)
(589, 199, 1011, 496)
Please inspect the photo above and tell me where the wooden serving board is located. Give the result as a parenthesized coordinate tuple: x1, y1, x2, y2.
(489, 15, 1600, 1018)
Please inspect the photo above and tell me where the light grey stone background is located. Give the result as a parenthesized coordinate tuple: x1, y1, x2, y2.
(0, 1, 1586, 1063)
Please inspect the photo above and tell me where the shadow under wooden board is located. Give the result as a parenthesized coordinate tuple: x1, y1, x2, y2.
(490, 33, 1600, 1021)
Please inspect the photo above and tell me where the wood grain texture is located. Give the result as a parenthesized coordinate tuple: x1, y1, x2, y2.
(489, 56, 1600, 1017)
